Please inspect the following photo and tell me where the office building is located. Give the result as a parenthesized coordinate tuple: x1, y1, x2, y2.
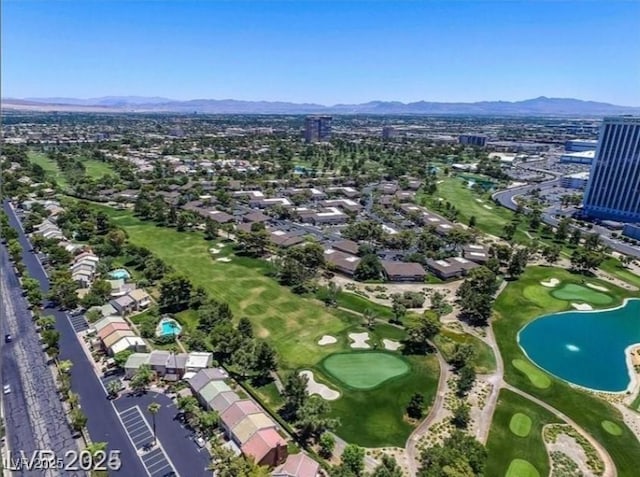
(458, 134, 487, 147)
(559, 150, 595, 164)
(382, 126, 396, 139)
(304, 116, 332, 143)
(583, 117, 640, 223)
(561, 172, 589, 190)
(565, 139, 598, 153)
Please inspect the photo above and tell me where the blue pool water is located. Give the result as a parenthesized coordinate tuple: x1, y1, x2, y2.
(518, 299, 640, 392)
(158, 318, 182, 337)
(109, 269, 130, 280)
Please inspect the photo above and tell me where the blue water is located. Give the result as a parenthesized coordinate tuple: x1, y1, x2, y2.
(518, 299, 640, 392)
(109, 269, 130, 280)
(160, 319, 181, 336)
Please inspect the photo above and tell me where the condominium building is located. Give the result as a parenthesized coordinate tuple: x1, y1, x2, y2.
(458, 134, 487, 147)
(583, 117, 640, 223)
(304, 116, 332, 143)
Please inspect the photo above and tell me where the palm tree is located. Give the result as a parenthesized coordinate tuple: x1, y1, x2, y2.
(363, 308, 376, 330)
(106, 379, 122, 399)
(147, 402, 161, 445)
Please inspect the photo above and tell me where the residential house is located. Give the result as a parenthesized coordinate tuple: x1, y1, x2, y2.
(187, 367, 228, 392)
(242, 428, 287, 467)
(324, 249, 360, 276)
(124, 353, 151, 378)
(381, 261, 427, 282)
(185, 352, 214, 373)
(110, 295, 135, 316)
(108, 335, 147, 356)
(232, 413, 277, 445)
(198, 381, 233, 411)
(128, 289, 151, 311)
(272, 453, 320, 477)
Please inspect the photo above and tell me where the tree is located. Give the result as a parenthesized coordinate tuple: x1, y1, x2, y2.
(48, 270, 79, 310)
(429, 291, 448, 318)
(542, 244, 561, 265)
(450, 343, 476, 370)
(113, 349, 134, 368)
(130, 364, 153, 393)
(295, 395, 338, 442)
(419, 431, 487, 477)
(404, 312, 440, 354)
(507, 247, 529, 279)
(253, 341, 278, 380)
(237, 316, 254, 339)
(319, 432, 335, 458)
(371, 455, 404, 477)
(204, 218, 219, 241)
(406, 392, 425, 419)
(237, 226, 270, 258)
(363, 308, 376, 330)
(451, 402, 471, 428)
(584, 233, 602, 251)
(106, 379, 122, 399)
(571, 249, 605, 274)
(456, 365, 476, 397)
(82, 279, 112, 307)
(456, 267, 498, 326)
(282, 372, 308, 420)
(555, 218, 571, 242)
(391, 299, 406, 324)
(41, 329, 60, 352)
(340, 444, 365, 477)
(70, 408, 88, 433)
(147, 402, 161, 444)
(502, 222, 517, 241)
(158, 274, 193, 312)
(353, 254, 383, 281)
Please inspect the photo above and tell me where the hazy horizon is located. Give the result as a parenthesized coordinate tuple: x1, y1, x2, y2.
(3, 1, 639, 106)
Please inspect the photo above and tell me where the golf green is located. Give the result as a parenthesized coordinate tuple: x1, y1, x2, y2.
(322, 352, 410, 390)
(602, 420, 623, 436)
(550, 283, 613, 305)
(506, 459, 540, 477)
(512, 359, 551, 389)
(509, 413, 533, 437)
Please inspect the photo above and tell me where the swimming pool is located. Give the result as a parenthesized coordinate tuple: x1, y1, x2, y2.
(156, 317, 182, 337)
(109, 268, 131, 280)
(518, 298, 640, 392)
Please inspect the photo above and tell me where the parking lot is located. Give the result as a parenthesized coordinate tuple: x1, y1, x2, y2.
(117, 406, 177, 477)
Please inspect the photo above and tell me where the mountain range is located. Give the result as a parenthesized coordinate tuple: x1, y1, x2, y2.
(3, 96, 639, 116)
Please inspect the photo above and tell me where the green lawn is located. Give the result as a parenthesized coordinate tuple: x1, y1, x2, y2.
(600, 258, 640, 289)
(418, 176, 528, 241)
(506, 459, 540, 477)
(493, 266, 640, 477)
(91, 205, 440, 447)
(486, 389, 560, 477)
(81, 158, 116, 178)
(336, 291, 394, 319)
(434, 329, 497, 374)
(28, 151, 69, 189)
(550, 283, 614, 305)
(322, 352, 410, 390)
(512, 359, 551, 389)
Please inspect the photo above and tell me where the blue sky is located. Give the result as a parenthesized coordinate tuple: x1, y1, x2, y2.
(3, 1, 639, 105)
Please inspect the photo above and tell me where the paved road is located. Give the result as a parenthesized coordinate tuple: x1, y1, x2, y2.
(3, 200, 147, 476)
(1, 247, 79, 477)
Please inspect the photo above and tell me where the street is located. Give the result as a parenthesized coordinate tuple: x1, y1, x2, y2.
(3, 200, 147, 476)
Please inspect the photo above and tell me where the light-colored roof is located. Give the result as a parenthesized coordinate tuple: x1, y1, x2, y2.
(199, 380, 231, 404)
(273, 453, 320, 477)
(209, 391, 241, 414)
(103, 329, 137, 349)
(186, 352, 212, 369)
(94, 315, 127, 332)
(232, 413, 276, 444)
(110, 336, 146, 355)
(128, 288, 150, 302)
(221, 400, 263, 430)
(97, 322, 131, 341)
(124, 353, 151, 369)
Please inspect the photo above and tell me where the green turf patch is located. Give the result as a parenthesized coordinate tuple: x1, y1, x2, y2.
(506, 459, 540, 477)
(512, 359, 551, 389)
(601, 420, 623, 436)
(509, 413, 533, 437)
(322, 352, 410, 390)
(243, 303, 268, 316)
(551, 283, 613, 305)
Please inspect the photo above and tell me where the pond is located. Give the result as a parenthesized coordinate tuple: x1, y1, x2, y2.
(518, 299, 640, 392)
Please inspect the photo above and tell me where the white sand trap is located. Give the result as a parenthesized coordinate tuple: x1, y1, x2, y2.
(475, 198, 484, 203)
(541, 278, 560, 288)
(209, 248, 222, 255)
(483, 204, 493, 210)
(586, 283, 609, 292)
(318, 335, 337, 346)
(299, 371, 340, 401)
(383, 339, 402, 351)
(572, 303, 593, 311)
(216, 257, 231, 262)
(349, 332, 371, 349)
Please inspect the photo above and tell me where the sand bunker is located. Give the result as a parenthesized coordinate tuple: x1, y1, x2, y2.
(299, 371, 340, 400)
(586, 283, 609, 292)
(318, 335, 337, 346)
(571, 303, 593, 311)
(216, 257, 231, 262)
(541, 278, 560, 288)
(349, 332, 371, 349)
(209, 248, 222, 255)
(475, 198, 484, 203)
(383, 339, 402, 351)
(483, 204, 493, 210)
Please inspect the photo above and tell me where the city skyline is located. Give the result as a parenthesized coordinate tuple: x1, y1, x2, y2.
(3, 0, 640, 106)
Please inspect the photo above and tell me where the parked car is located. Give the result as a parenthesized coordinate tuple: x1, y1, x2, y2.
(4, 334, 12, 343)
(194, 436, 206, 448)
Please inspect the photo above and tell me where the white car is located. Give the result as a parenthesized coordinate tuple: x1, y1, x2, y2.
(3, 385, 11, 395)
(194, 436, 206, 448)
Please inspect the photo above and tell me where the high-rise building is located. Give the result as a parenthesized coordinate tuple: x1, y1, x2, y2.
(583, 116, 640, 223)
(382, 126, 396, 140)
(458, 134, 487, 147)
(304, 116, 332, 143)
